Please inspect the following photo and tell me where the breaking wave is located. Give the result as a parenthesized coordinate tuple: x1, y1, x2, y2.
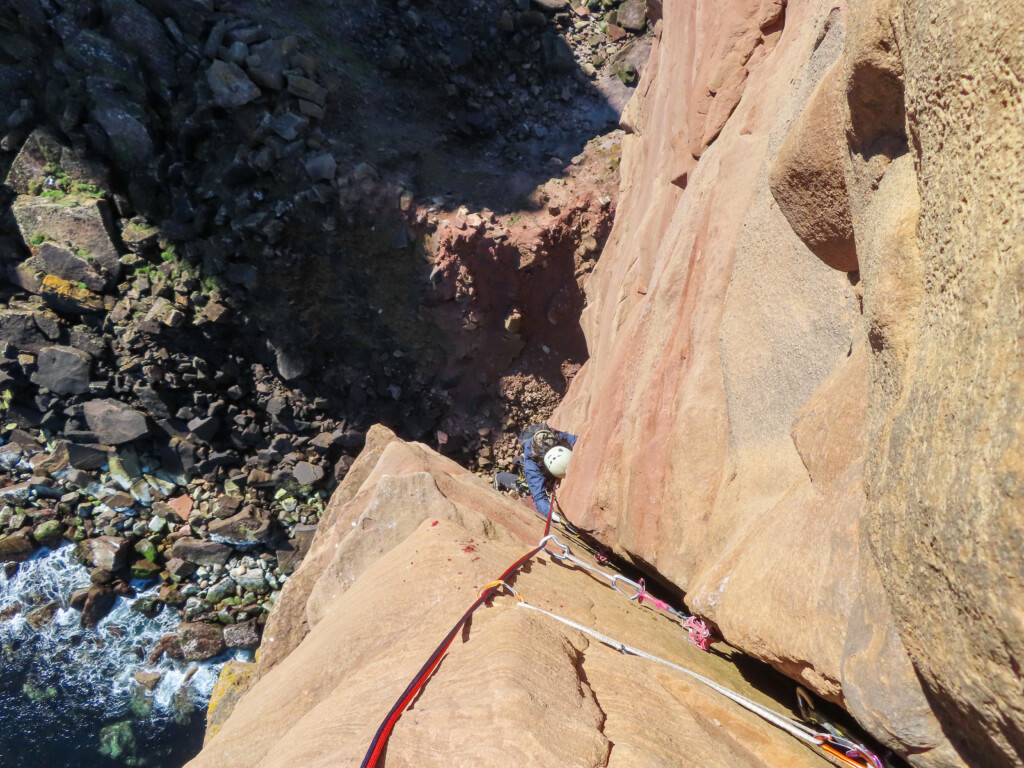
(0, 545, 249, 766)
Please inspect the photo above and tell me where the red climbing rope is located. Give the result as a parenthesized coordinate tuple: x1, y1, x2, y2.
(359, 486, 713, 765)
(359, 505, 556, 768)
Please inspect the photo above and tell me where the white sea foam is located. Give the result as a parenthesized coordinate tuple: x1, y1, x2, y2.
(0, 544, 250, 719)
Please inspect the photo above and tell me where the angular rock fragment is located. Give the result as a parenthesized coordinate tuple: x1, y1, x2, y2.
(11, 197, 121, 278)
(292, 461, 324, 486)
(60, 442, 108, 470)
(285, 75, 326, 106)
(101, 0, 178, 87)
(75, 536, 131, 571)
(28, 242, 112, 291)
(90, 105, 155, 169)
(0, 309, 49, 352)
(267, 112, 308, 141)
(134, 670, 162, 691)
(39, 275, 105, 314)
(169, 538, 232, 566)
(208, 511, 273, 547)
(245, 37, 296, 90)
(617, 1, 648, 32)
(177, 622, 225, 661)
(207, 60, 261, 108)
(223, 620, 260, 650)
(131, 559, 161, 580)
(31, 345, 91, 394)
(304, 153, 336, 182)
(32, 519, 63, 547)
(188, 416, 220, 443)
(4, 130, 62, 195)
(148, 633, 184, 664)
(165, 557, 196, 579)
(0, 529, 37, 563)
(84, 399, 149, 444)
(81, 585, 117, 628)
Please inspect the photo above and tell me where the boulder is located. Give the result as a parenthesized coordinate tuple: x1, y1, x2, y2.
(80, 584, 118, 628)
(617, 1, 647, 33)
(267, 112, 308, 141)
(134, 670, 162, 691)
(177, 622, 225, 661)
(165, 557, 196, 579)
(100, 0, 178, 87)
(148, 633, 184, 664)
(222, 620, 260, 650)
(0, 482, 33, 505)
(208, 512, 273, 547)
(187, 416, 220, 443)
(245, 37, 296, 90)
(63, 442, 109, 470)
(29, 241, 114, 291)
(207, 60, 261, 108)
(83, 399, 149, 444)
(211, 495, 242, 519)
(75, 536, 130, 571)
(0, 529, 37, 562)
(4, 129, 62, 195)
(164, 495, 194, 522)
(39, 274, 105, 314)
(130, 559, 161, 580)
(69, 587, 90, 611)
(303, 153, 336, 182)
(11, 196, 121, 277)
(285, 75, 326, 106)
(31, 519, 63, 547)
(31, 345, 92, 394)
(204, 577, 234, 603)
(291, 461, 324, 486)
(0, 309, 48, 352)
(169, 538, 232, 566)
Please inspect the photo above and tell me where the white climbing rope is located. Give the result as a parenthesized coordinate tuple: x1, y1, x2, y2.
(516, 600, 824, 747)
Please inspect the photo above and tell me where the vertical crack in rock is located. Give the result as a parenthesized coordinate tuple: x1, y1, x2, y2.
(569, 640, 613, 768)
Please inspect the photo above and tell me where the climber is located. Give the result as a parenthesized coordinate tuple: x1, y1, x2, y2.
(520, 422, 577, 522)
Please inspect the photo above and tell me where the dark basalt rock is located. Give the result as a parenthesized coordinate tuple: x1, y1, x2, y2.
(83, 399, 149, 444)
(31, 345, 92, 395)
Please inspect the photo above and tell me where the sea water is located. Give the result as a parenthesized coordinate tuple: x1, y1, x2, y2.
(0, 545, 248, 767)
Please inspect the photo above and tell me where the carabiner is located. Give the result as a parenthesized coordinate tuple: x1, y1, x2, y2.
(610, 573, 642, 599)
(539, 534, 570, 560)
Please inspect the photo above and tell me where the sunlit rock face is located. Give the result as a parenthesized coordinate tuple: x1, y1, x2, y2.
(188, 426, 839, 768)
(555, 1, 1023, 766)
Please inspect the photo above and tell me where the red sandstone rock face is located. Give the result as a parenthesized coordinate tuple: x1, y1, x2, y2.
(189, 427, 837, 768)
(552, 1, 1018, 766)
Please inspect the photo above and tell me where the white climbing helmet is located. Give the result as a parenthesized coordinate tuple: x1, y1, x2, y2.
(543, 446, 572, 478)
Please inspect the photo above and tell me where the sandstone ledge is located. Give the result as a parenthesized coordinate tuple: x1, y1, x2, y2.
(190, 427, 832, 768)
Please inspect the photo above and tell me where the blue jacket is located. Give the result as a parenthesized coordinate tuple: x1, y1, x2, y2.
(524, 430, 577, 517)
